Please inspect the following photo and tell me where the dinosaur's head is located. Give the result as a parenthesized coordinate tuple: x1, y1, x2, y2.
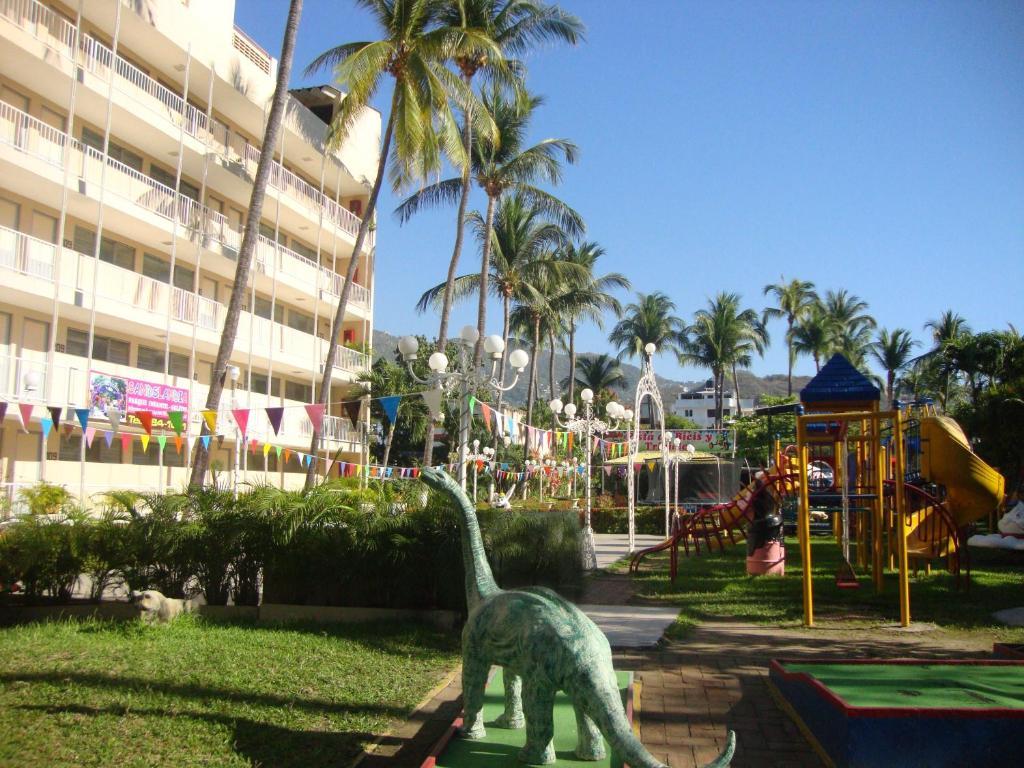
(419, 466, 456, 494)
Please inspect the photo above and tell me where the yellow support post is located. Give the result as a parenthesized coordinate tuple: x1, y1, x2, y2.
(798, 438, 814, 627)
(872, 415, 885, 592)
(893, 411, 910, 626)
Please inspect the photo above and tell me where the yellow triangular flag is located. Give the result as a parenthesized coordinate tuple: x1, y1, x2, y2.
(141, 433, 151, 452)
(202, 410, 217, 432)
(262, 442, 271, 457)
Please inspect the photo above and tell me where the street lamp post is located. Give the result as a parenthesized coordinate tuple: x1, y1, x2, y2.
(466, 439, 494, 503)
(550, 388, 626, 570)
(399, 326, 528, 492)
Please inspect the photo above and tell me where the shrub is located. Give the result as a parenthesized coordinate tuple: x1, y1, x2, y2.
(0, 512, 91, 601)
(18, 482, 74, 516)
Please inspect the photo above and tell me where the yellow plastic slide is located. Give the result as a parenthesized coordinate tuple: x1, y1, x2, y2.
(919, 415, 1005, 526)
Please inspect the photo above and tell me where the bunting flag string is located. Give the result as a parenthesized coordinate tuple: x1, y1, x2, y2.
(134, 410, 154, 437)
(75, 407, 90, 433)
(231, 408, 250, 438)
(265, 407, 284, 435)
(379, 396, 401, 426)
(168, 410, 184, 436)
(40, 417, 53, 441)
(304, 404, 325, 435)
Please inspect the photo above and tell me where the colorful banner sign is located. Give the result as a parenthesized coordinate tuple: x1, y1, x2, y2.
(604, 428, 736, 453)
(89, 371, 189, 430)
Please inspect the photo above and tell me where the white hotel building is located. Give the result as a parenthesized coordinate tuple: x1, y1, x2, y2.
(0, 0, 378, 502)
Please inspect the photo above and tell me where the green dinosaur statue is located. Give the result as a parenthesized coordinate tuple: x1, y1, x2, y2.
(419, 467, 735, 767)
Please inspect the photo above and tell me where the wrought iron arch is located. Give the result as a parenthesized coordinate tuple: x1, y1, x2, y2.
(626, 345, 670, 551)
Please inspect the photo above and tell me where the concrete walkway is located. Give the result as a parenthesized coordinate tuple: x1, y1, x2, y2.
(579, 604, 682, 649)
(593, 532, 665, 569)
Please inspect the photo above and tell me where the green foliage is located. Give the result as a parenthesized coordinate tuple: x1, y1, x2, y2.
(587, 506, 667, 536)
(18, 482, 74, 516)
(0, 513, 91, 600)
(664, 413, 701, 430)
(731, 394, 798, 465)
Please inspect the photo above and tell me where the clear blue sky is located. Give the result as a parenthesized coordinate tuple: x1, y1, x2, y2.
(235, 0, 1024, 382)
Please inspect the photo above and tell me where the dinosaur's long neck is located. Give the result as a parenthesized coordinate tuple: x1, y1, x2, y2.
(448, 475, 500, 608)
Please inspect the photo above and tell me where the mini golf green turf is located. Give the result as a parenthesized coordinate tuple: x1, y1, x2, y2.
(433, 668, 631, 767)
(781, 662, 1024, 709)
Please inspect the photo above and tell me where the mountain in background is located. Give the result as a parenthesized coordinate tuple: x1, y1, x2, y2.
(372, 329, 810, 408)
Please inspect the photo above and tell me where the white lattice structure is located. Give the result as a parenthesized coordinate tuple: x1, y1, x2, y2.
(627, 344, 671, 551)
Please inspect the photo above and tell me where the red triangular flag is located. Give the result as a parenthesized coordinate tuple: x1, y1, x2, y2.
(134, 411, 153, 436)
(305, 403, 325, 434)
(120, 433, 132, 452)
(232, 408, 250, 438)
(18, 403, 34, 431)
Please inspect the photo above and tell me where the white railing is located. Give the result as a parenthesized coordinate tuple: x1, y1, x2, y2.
(0, 350, 87, 406)
(334, 346, 370, 373)
(304, 414, 362, 444)
(0, 224, 56, 280)
(2, 0, 369, 245)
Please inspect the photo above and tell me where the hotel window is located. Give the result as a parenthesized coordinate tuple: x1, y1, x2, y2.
(148, 165, 200, 201)
(133, 440, 186, 467)
(73, 226, 134, 270)
(142, 253, 195, 291)
(137, 345, 189, 377)
(81, 127, 143, 171)
(291, 239, 317, 263)
(250, 372, 269, 394)
(286, 309, 314, 335)
(253, 295, 284, 323)
(66, 328, 129, 365)
(59, 433, 122, 463)
(284, 380, 312, 403)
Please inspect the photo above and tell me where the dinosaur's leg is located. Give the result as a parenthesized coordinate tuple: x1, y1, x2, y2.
(519, 676, 556, 765)
(495, 669, 525, 729)
(459, 654, 489, 740)
(573, 700, 606, 761)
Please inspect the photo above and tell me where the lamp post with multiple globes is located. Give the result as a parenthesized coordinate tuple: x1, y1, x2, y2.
(549, 388, 629, 570)
(398, 326, 528, 492)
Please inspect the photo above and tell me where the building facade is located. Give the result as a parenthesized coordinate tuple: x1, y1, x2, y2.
(670, 381, 755, 428)
(0, 0, 378, 503)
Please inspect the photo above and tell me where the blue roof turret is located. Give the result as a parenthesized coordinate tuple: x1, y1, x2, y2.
(800, 354, 880, 403)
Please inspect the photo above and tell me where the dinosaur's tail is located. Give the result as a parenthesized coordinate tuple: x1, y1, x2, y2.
(419, 466, 499, 608)
(584, 673, 736, 768)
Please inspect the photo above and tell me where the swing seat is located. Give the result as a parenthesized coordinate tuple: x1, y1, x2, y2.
(835, 560, 860, 589)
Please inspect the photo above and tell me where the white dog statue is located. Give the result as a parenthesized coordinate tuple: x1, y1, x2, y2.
(133, 589, 206, 624)
(998, 501, 1024, 536)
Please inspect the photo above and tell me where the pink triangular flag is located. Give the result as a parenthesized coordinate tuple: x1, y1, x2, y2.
(232, 408, 250, 438)
(18, 403, 34, 432)
(85, 427, 96, 448)
(304, 403, 325, 434)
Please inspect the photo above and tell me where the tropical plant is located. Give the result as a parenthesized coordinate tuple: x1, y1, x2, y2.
(191, 0, 304, 486)
(868, 327, 918, 407)
(762, 277, 818, 396)
(556, 241, 629, 402)
(822, 289, 876, 367)
(791, 302, 834, 372)
(304, 0, 498, 487)
(18, 482, 74, 516)
(680, 292, 767, 427)
(566, 353, 625, 396)
(608, 292, 687, 361)
(430, 0, 583, 355)
(919, 310, 972, 407)
(357, 358, 429, 466)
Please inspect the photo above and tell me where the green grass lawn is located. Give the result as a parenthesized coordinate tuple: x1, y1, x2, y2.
(623, 536, 1024, 641)
(0, 617, 460, 768)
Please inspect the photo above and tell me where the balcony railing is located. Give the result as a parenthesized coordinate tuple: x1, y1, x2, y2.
(0, 99, 367, 305)
(0, 0, 371, 245)
(1, 224, 371, 376)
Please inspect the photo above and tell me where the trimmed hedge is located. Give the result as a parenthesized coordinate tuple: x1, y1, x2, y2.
(0, 481, 582, 612)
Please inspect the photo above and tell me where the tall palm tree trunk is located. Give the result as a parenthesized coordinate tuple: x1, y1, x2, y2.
(382, 420, 397, 467)
(732, 361, 743, 416)
(567, 319, 576, 403)
(786, 317, 794, 396)
(526, 315, 541, 426)
(305, 91, 398, 488)
(547, 328, 557, 402)
(474, 193, 498, 364)
(437, 95, 474, 354)
(190, 0, 302, 487)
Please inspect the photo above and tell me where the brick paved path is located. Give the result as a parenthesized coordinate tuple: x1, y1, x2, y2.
(361, 569, 992, 768)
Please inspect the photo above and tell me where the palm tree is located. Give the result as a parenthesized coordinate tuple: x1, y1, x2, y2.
(430, 0, 583, 355)
(557, 241, 629, 403)
(608, 292, 687, 361)
(356, 359, 428, 467)
(566, 354, 624, 396)
(762, 277, 818, 396)
(397, 87, 583, 363)
(303, 0, 495, 487)
(680, 293, 767, 427)
(822, 289, 876, 367)
(414, 194, 581, 410)
(791, 303, 834, 373)
(869, 327, 918, 408)
(922, 310, 971, 407)
(190, 0, 303, 487)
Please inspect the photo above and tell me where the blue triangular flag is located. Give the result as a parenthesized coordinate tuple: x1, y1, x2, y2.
(201, 435, 211, 449)
(380, 395, 401, 426)
(75, 408, 90, 432)
(104, 430, 113, 448)
(41, 417, 53, 440)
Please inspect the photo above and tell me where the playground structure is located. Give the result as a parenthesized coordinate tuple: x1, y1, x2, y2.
(631, 354, 1005, 629)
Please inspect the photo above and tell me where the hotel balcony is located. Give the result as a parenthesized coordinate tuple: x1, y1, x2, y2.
(0, 99, 371, 315)
(0, 225, 372, 380)
(0, 0, 373, 250)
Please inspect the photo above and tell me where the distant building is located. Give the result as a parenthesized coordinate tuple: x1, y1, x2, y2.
(670, 380, 754, 428)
